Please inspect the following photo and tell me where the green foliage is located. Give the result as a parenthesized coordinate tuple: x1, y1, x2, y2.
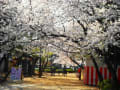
(35, 68, 39, 72)
(16, 45, 23, 50)
(98, 79, 112, 90)
(32, 54, 39, 57)
(41, 56, 46, 61)
(47, 52, 53, 57)
(32, 47, 40, 53)
(31, 48, 54, 61)
(43, 68, 75, 72)
(66, 68, 74, 72)
(44, 69, 51, 72)
(56, 69, 63, 72)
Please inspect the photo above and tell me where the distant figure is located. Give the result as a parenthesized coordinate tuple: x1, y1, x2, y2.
(78, 68, 81, 80)
(51, 67, 56, 76)
(63, 66, 67, 76)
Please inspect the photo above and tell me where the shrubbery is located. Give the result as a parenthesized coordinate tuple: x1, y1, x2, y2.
(98, 79, 113, 90)
(35, 68, 75, 73)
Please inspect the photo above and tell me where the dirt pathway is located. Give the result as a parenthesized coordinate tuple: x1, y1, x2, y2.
(22, 73, 99, 90)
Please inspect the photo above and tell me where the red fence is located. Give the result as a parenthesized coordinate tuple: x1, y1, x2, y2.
(83, 66, 120, 85)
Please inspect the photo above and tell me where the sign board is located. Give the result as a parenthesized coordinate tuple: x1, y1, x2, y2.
(10, 67, 22, 80)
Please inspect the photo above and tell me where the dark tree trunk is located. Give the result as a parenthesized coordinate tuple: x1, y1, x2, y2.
(90, 54, 103, 82)
(4, 55, 9, 73)
(0, 70, 10, 84)
(0, 54, 9, 83)
(31, 58, 38, 75)
(105, 60, 119, 89)
(22, 60, 28, 76)
(39, 57, 42, 78)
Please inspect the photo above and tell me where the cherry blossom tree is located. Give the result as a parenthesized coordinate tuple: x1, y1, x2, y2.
(0, 1, 120, 88)
(65, 0, 120, 88)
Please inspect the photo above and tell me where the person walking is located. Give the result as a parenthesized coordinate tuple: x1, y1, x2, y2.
(78, 67, 81, 80)
(63, 65, 67, 76)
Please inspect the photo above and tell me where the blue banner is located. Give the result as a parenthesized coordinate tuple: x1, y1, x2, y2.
(10, 67, 22, 80)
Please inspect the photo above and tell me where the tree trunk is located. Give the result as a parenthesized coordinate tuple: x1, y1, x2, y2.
(31, 58, 38, 75)
(39, 57, 42, 78)
(90, 54, 103, 82)
(0, 70, 10, 83)
(105, 60, 119, 89)
(42, 57, 49, 72)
